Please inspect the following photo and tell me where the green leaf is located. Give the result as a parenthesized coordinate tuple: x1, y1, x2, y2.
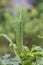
(15, 10, 23, 55)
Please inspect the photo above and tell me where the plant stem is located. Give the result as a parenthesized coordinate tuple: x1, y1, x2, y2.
(15, 10, 23, 55)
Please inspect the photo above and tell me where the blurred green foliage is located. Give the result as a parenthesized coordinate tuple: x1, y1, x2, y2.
(0, 0, 43, 65)
(0, 1, 43, 47)
(0, 0, 10, 7)
(0, 34, 43, 65)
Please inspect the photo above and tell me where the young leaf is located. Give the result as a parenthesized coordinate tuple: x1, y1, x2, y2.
(15, 10, 23, 55)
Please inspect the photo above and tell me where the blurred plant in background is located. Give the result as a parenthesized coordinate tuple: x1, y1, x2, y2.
(0, 0, 43, 65)
(0, 0, 43, 47)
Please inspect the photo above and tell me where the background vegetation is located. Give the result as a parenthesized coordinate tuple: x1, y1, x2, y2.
(0, 0, 43, 65)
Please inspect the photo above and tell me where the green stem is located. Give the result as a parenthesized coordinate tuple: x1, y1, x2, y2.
(15, 10, 23, 55)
